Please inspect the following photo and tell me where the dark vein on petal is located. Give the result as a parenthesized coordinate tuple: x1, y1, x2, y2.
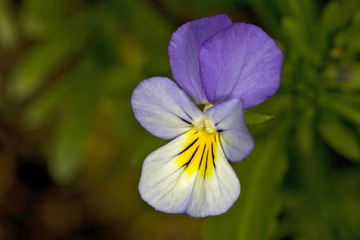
(184, 110, 194, 121)
(198, 144, 207, 170)
(211, 142, 216, 169)
(214, 112, 234, 126)
(183, 145, 199, 169)
(204, 149, 209, 179)
(174, 96, 195, 122)
(151, 105, 192, 126)
(179, 116, 192, 125)
(177, 137, 199, 156)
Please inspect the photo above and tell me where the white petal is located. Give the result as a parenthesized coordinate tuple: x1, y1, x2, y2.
(186, 144, 240, 217)
(139, 129, 240, 217)
(139, 132, 197, 213)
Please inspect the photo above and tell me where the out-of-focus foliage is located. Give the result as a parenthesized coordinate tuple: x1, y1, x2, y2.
(207, 1, 360, 240)
(0, 0, 359, 239)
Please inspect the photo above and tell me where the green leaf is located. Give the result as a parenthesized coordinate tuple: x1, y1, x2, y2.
(133, 0, 172, 76)
(244, 110, 274, 126)
(281, 17, 308, 54)
(295, 107, 315, 156)
(7, 36, 76, 102)
(48, 109, 93, 186)
(205, 121, 288, 240)
(319, 114, 360, 162)
(321, 1, 341, 36)
(47, 59, 99, 185)
(0, 0, 19, 47)
(247, 0, 282, 36)
(321, 94, 360, 126)
(287, 0, 316, 25)
(23, 79, 71, 128)
(294, 109, 358, 240)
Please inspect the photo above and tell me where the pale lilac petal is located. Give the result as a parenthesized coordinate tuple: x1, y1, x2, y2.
(207, 99, 254, 162)
(168, 14, 232, 104)
(131, 77, 204, 139)
(199, 23, 283, 108)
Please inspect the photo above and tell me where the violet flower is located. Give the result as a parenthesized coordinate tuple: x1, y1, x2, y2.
(131, 15, 283, 217)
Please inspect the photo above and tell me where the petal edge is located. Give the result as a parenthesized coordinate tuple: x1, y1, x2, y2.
(207, 99, 254, 162)
(199, 23, 283, 108)
(131, 77, 204, 139)
(169, 14, 232, 104)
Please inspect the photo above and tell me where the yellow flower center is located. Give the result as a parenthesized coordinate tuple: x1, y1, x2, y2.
(176, 115, 218, 178)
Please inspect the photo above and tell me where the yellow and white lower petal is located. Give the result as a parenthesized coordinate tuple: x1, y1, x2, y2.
(185, 140, 240, 217)
(139, 132, 197, 213)
(139, 127, 240, 217)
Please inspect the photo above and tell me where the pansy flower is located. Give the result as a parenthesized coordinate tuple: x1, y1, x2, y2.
(131, 14, 283, 217)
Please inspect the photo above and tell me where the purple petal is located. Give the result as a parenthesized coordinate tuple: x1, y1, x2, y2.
(131, 77, 204, 139)
(199, 23, 283, 108)
(168, 14, 232, 104)
(207, 99, 254, 162)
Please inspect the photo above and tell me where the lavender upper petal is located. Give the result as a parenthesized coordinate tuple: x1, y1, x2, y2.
(199, 23, 283, 108)
(168, 14, 232, 104)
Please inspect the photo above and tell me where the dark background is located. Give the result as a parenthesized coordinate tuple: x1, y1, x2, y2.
(0, 0, 359, 239)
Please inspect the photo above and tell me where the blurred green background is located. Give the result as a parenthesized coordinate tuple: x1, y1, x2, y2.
(0, 0, 360, 239)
